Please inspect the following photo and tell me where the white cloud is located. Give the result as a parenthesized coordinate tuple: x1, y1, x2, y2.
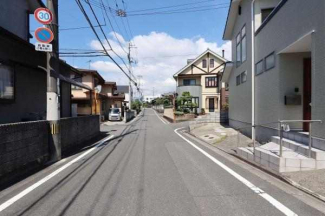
(89, 31, 232, 95)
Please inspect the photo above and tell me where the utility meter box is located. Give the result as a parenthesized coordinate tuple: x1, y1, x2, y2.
(284, 95, 301, 105)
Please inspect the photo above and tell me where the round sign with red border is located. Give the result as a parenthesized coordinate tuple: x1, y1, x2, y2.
(35, 27, 54, 44)
(34, 8, 53, 25)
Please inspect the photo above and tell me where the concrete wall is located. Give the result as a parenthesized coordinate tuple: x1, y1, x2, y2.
(124, 110, 136, 123)
(164, 108, 174, 121)
(0, 115, 101, 180)
(60, 115, 100, 155)
(0, 121, 49, 178)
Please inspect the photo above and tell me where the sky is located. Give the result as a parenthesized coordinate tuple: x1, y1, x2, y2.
(33, 0, 231, 96)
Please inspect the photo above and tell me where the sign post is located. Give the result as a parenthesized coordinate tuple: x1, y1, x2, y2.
(34, 2, 61, 161)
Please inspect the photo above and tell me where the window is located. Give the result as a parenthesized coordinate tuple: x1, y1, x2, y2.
(202, 59, 207, 68)
(205, 77, 218, 87)
(236, 75, 241, 86)
(236, 33, 241, 66)
(192, 97, 199, 108)
(261, 8, 274, 23)
(210, 59, 214, 68)
(255, 60, 264, 75)
(0, 64, 14, 100)
(265, 52, 275, 71)
(241, 71, 247, 83)
(236, 25, 246, 66)
(183, 79, 196, 86)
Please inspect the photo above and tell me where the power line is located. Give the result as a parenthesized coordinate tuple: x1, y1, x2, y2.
(121, 0, 135, 41)
(85, 0, 132, 75)
(127, 3, 229, 15)
(127, 0, 223, 13)
(75, 0, 138, 87)
(99, 0, 128, 55)
(127, 6, 229, 16)
(60, 54, 107, 57)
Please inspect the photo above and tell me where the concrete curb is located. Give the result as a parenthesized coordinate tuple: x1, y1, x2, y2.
(187, 131, 325, 203)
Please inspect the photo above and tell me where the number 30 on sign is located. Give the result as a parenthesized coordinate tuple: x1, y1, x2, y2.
(34, 8, 53, 25)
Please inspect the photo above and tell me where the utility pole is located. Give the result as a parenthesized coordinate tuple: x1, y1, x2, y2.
(47, 0, 61, 161)
(152, 87, 155, 97)
(128, 43, 137, 108)
(128, 43, 132, 109)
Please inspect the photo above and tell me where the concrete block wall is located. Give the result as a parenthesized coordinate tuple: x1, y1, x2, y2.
(0, 121, 49, 177)
(60, 115, 100, 155)
(124, 110, 136, 123)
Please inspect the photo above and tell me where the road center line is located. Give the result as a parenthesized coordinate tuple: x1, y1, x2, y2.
(174, 128, 297, 216)
(0, 135, 115, 212)
(153, 109, 169, 124)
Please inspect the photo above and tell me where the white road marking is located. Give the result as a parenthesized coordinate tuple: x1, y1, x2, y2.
(153, 109, 169, 124)
(0, 135, 115, 212)
(174, 128, 297, 216)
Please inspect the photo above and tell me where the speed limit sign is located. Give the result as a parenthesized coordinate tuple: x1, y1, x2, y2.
(34, 8, 53, 25)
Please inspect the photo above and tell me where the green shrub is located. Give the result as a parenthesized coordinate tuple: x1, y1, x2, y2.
(174, 111, 184, 116)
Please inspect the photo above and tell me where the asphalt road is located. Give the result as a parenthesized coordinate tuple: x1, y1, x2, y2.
(0, 108, 324, 216)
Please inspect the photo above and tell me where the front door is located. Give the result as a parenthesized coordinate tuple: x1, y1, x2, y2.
(209, 98, 215, 112)
(303, 58, 312, 132)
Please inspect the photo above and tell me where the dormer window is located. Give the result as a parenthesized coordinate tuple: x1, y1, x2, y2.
(202, 59, 207, 68)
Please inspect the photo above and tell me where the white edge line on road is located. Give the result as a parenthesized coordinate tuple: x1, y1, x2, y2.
(174, 128, 297, 216)
(0, 135, 115, 212)
(153, 109, 169, 125)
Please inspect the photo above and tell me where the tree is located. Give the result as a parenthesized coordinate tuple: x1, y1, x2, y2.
(176, 92, 198, 114)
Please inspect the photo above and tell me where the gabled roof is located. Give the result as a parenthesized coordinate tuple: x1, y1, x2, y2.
(223, 0, 242, 40)
(78, 69, 105, 85)
(173, 49, 227, 78)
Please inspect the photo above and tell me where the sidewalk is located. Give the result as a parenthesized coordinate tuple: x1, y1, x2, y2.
(189, 123, 253, 154)
(189, 122, 325, 202)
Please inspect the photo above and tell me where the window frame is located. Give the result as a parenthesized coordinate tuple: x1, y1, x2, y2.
(236, 25, 246, 67)
(255, 59, 264, 76)
(236, 75, 241, 86)
(236, 32, 241, 67)
(210, 59, 214, 68)
(241, 25, 247, 63)
(202, 59, 207, 68)
(183, 79, 196, 86)
(265, 52, 275, 71)
(241, 71, 247, 83)
(0, 63, 15, 103)
(205, 76, 218, 88)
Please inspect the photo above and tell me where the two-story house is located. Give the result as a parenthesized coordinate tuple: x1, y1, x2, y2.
(174, 49, 227, 113)
(71, 69, 106, 117)
(101, 82, 126, 118)
(222, 0, 325, 171)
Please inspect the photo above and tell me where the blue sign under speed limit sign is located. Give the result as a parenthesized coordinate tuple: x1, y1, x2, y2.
(34, 8, 53, 25)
